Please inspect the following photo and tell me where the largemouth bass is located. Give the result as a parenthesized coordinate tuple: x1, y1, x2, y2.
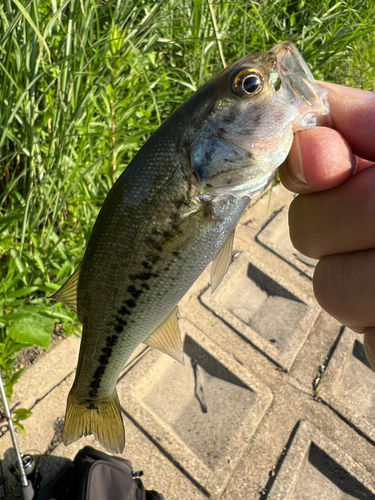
(51, 42, 328, 454)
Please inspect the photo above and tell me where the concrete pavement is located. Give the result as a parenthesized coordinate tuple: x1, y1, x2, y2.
(1, 184, 375, 499)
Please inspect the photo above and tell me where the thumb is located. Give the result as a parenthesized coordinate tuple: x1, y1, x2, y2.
(279, 127, 356, 194)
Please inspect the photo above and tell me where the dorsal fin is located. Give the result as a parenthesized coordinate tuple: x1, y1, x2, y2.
(144, 306, 184, 365)
(49, 262, 82, 313)
(210, 229, 235, 293)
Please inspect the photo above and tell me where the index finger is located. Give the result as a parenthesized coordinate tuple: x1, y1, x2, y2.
(321, 82, 375, 161)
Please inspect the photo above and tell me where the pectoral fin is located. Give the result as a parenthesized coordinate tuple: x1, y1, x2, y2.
(163, 203, 215, 255)
(48, 262, 82, 313)
(144, 306, 184, 365)
(210, 229, 235, 293)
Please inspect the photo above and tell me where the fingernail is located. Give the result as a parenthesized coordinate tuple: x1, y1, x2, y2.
(319, 81, 375, 101)
(364, 328, 375, 372)
(288, 132, 307, 184)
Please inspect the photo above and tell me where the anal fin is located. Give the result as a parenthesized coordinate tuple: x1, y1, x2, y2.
(210, 229, 235, 293)
(144, 306, 184, 365)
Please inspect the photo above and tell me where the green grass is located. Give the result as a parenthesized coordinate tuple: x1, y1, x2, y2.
(0, 0, 374, 399)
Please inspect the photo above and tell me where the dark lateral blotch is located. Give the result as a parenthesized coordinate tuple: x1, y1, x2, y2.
(115, 315, 127, 326)
(125, 298, 137, 308)
(106, 334, 119, 347)
(102, 346, 112, 357)
(141, 261, 152, 271)
(99, 354, 110, 365)
(118, 305, 130, 316)
(163, 230, 173, 240)
(149, 254, 160, 265)
(114, 323, 124, 333)
(137, 272, 152, 281)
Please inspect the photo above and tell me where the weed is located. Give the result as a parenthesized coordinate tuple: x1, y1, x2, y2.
(0, 0, 373, 422)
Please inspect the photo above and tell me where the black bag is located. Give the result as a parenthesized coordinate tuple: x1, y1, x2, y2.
(52, 446, 164, 500)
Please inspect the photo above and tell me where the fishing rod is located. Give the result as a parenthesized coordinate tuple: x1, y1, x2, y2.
(0, 372, 34, 500)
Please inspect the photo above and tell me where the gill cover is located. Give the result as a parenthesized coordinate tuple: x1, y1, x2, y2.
(189, 41, 328, 201)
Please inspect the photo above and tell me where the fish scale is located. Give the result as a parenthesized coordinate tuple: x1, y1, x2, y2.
(51, 41, 329, 453)
(75, 188, 249, 401)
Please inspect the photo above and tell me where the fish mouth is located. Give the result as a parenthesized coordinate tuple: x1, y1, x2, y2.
(272, 41, 329, 128)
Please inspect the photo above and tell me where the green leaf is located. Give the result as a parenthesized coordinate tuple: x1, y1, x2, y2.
(13, 421, 25, 436)
(10, 0, 51, 59)
(8, 308, 54, 349)
(0, 213, 23, 233)
(13, 408, 32, 420)
(147, 52, 156, 65)
(0, 237, 14, 252)
(10, 368, 24, 386)
(6, 286, 39, 299)
(5, 383, 13, 400)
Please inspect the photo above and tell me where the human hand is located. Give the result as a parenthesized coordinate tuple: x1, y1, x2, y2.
(278, 82, 375, 369)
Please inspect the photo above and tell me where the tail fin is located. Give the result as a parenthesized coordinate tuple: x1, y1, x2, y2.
(63, 390, 125, 454)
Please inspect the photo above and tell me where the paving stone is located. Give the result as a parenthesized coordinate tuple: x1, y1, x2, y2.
(257, 205, 317, 279)
(199, 187, 321, 373)
(220, 379, 375, 500)
(267, 420, 375, 499)
(117, 318, 273, 497)
(10, 335, 80, 410)
(10, 335, 146, 412)
(289, 311, 343, 389)
(3, 183, 375, 500)
(319, 328, 375, 442)
(0, 372, 74, 491)
(1, 357, 205, 499)
(238, 184, 294, 238)
(201, 251, 320, 371)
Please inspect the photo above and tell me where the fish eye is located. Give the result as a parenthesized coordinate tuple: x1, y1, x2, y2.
(232, 69, 264, 98)
(243, 75, 261, 93)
